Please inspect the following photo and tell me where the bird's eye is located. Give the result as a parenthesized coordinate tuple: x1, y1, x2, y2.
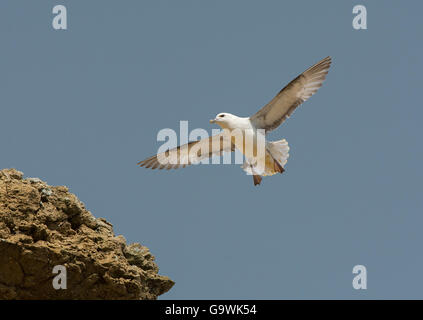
(219, 114, 225, 118)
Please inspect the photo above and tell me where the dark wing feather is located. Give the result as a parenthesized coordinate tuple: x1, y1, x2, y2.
(137, 132, 235, 170)
(250, 56, 331, 132)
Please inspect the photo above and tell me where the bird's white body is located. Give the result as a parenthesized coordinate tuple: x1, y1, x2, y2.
(210, 113, 257, 160)
(210, 113, 289, 178)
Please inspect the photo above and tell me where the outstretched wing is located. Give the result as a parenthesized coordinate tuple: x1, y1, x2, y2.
(137, 132, 235, 170)
(250, 56, 331, 132)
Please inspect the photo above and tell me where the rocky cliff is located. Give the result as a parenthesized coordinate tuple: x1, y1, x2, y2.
(0, 168, 174, 299)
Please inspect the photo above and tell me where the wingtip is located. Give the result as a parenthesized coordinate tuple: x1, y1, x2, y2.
(324, 56, 332, 66)
(317, 56, 332, 66)
(137, 161, 145, 167)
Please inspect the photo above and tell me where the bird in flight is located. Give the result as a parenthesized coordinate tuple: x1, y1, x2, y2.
(138, 56, 332, 185)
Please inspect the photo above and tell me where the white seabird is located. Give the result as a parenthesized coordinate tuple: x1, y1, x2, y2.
(138, 56, 332, 185)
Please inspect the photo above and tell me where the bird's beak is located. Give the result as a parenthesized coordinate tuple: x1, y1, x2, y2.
(209, 119, 216, 124)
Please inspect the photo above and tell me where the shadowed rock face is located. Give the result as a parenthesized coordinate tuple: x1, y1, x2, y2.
(0, 169, 174, 299)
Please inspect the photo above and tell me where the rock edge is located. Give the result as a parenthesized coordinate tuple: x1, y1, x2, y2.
(0, 168, 174, 299)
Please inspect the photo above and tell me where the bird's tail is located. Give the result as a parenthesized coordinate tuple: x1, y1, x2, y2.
(267, 139, 289, 172)
(241, 139, 289, 181)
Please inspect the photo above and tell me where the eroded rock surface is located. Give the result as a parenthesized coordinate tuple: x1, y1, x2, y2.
(0, 168, 174, 299)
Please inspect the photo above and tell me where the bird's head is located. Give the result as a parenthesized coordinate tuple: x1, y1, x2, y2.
(209, 113, 240, 129)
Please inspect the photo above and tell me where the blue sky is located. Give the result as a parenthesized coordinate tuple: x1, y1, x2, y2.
(1, 1, 422, 298)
